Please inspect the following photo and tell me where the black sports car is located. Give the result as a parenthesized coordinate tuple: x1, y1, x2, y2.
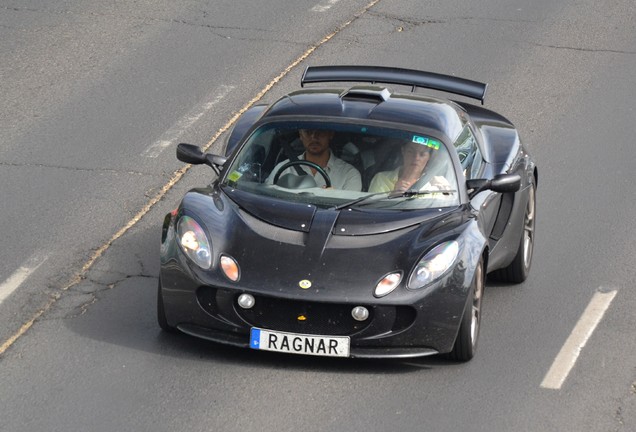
(158, 66, 537, 361)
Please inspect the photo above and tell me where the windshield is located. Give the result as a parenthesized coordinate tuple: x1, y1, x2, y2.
(223, 120, 459, 210)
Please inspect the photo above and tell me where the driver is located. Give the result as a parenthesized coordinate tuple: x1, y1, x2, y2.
(265, 129, 362, 191)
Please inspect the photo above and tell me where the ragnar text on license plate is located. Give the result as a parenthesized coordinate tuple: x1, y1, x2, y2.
(250, 328, 350, 357)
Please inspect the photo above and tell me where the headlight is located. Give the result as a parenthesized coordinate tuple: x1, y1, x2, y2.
(408, 241, 459, 289)
(177, 216, 212, 269)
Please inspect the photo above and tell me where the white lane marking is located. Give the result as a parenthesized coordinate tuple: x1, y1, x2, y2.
(0, 254, 48, 305)
(312, 0, 340, 12)
(540, 289, 618, 390)
(142, 85, 235, 158)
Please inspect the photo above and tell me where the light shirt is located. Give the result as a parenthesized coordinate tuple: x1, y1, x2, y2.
(369, 168, 451, 193)
(368, 168, 401, 193)
(266, 151, 362, 191)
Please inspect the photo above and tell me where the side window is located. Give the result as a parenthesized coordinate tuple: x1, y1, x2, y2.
(234, 129, 274, 182)
(453, 126, 483, 179)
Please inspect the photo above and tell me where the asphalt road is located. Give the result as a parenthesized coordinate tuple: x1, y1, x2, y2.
(1, 0, 635, 431)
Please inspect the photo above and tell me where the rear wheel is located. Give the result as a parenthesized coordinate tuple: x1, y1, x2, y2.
(493, 181, 536, 283)
(157, 280, 176, 332)
(448, 259, 484, 362)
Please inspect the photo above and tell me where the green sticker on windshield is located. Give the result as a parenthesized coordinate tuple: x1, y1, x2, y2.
(412, 135, 440, 150)
(228, 171, 242, 182)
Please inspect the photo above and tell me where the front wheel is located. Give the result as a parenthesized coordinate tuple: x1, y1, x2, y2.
(448, 259, 484, 362)
(493, 180, 536, 283)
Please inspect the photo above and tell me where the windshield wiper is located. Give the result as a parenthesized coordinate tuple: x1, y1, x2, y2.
(334, 189, 457, 210)
(388, 189, 457, 198)
(333, 191, 390, 210)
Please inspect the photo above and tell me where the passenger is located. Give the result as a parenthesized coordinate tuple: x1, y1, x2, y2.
(266, 129, 362, 191)
(369, 140, 451, 193)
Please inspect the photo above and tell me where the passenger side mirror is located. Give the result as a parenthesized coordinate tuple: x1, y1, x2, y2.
(490, 173, 521, 193)
(467, 173, 521, 198)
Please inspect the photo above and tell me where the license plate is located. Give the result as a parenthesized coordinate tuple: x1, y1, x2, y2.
(250, 328, 350, 358)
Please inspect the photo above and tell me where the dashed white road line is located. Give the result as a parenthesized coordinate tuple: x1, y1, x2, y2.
(0, 254, 48, 305)
(142, 84, 235, 158)
(541, 289, 618, 390)
(312, 0, 340, 12)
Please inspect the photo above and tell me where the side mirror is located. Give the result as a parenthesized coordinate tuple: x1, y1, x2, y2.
(467, 173, 521, 198)
(176, 143, 207, 165)
(490, 173, 521, 193)
(176, 143, 227, 175)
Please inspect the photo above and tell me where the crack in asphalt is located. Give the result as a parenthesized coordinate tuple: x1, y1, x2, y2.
(0, 5, 309, 46)
(611, 375, 636, 431)
(364, 11, 444, 34)
(1, 6, 40, 13)
(451, 15, 537, 23)
(367, 10, 446, 27)
(369, 12, 447, 25)
(534, 43, 636, 55)
(0, 161, 165, 177)
(165, 19, 310, 45)
(367, 10, 536, 28)
(50, 274, 157, 320)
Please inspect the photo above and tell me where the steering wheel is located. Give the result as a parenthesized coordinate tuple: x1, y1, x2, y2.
(272, 160, 331, 188)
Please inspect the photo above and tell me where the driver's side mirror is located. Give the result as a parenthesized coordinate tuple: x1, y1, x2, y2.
(467, 173, 521, 198)
(176, 143, 227, 175)
(177, 143, 207, 164)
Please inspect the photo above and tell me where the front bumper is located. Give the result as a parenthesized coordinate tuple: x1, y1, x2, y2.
(160, 263, 471, 359)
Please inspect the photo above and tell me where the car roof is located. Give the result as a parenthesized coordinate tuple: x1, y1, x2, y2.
(260, 86, 468, 143)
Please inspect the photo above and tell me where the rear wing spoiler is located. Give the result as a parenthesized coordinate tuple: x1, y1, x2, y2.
(301, 65, 488, 104)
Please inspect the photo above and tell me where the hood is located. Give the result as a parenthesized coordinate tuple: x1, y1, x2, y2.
(183, 188, 469, 303)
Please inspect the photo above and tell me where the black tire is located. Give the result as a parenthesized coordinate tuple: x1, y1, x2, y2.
(448, 259, 484, 362)
(157, 280, 176, 332)
(492, 181, 536, 284)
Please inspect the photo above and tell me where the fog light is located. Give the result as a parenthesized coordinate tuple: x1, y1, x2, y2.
(351, 306, 369, 322)
(237, 293, 255, 309)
